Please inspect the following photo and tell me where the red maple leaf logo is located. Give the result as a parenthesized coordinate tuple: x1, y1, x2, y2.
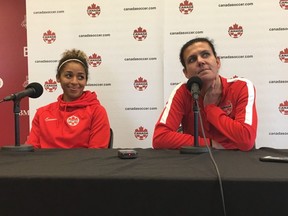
(279, 100, 288, 115)
(133, 27, 147, 41)
(134, 77, 148, 91)
(181, 0, 192, 7)
(87, 3, 101, 17)
(229, 24, 243, 31)
(279, 0, 288, 10)
(134, 126, 148, 140)
(67, 115, 79, 126)
(88, 53, 102, 67)
(283, 100, 288, 106)
(44, 79, 57, 92)
(179, 0, 193, 14)
(279, 48, 288, 63)
(89, 3, 98, 9)
(228, 23, 243, 38)
(43, 30, 56, 44)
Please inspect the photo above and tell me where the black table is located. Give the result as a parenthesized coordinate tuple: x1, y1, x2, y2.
(0, 148, 287, 216)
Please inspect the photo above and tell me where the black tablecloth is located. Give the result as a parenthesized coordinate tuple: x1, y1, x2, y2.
(0, 148, 287, 216)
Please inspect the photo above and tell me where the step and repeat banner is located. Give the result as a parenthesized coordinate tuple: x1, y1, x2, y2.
(0, 0, 29, 147)
(26, 0, 288, 149)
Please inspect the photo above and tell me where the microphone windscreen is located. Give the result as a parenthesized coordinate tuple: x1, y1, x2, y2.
(26, 82, 44, 98)
(186, 76, 203, 91)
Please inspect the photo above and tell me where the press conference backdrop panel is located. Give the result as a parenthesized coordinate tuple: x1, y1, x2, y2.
(26, 0, 288, 149)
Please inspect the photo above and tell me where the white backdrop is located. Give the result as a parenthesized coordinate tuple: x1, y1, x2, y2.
(26, 0, 288, 149)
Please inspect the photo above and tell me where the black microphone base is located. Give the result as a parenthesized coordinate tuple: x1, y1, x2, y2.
(1, 144, 34, 152)
(180, 146, 209, 154)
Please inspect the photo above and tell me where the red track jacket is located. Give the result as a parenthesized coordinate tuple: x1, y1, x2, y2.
(27, 91, 110, 148)
(153, 76, 258, 151)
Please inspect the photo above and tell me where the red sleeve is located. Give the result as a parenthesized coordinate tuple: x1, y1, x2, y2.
(26, 110, 41, 149)
(88, 105, 110, 148)
(153, 116, 194, 149)
(153, 84, 207, 149)
(204, 83, 257, 151)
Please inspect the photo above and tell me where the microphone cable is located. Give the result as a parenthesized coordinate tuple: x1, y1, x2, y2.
(196, 99, 227, 216)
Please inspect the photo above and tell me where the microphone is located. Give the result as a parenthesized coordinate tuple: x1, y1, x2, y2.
(1, 82, 43, 152)
(186, 76, 202, 100)
(3, 82, 43, 102)
(181, 76, 208, 154)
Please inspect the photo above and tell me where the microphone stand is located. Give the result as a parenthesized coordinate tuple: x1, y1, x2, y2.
(180, 99, 208, 154)
(193, 100, 200, 147)
(1, 98, 34, 152)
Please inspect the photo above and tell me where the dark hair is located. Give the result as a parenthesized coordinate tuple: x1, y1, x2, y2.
(179, 37, 217, 68)
(56, 49, 89, 80)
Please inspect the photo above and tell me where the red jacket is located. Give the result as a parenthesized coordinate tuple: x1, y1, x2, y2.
(27, 91, 110, 148)
(153, 76, 258, 151)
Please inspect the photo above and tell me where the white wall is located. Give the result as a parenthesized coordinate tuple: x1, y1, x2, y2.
(26, 0, 288, 149)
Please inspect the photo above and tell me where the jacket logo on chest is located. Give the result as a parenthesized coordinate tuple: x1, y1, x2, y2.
(67, 115, 80, 126)
(220, 100, 233, 115)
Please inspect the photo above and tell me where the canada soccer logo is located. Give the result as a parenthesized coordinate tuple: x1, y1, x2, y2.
(179, 0, 193, 14)
(43, 30, 56, 44)
(134, 126, 148, 140)
(279, 0, 288, 10)
(87, 3, 101, 17)
(220, 100, 233, 116)
(134, 77, 148, 91)
(228, 24, 243, 38)
(279, 48, 288, 63)
(133, 27, 147, 41)
(67, 115, 80, 126)
(279, 100, 288, 115)
(44, 79, 57, 92)
(88, 53, 102, 67)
